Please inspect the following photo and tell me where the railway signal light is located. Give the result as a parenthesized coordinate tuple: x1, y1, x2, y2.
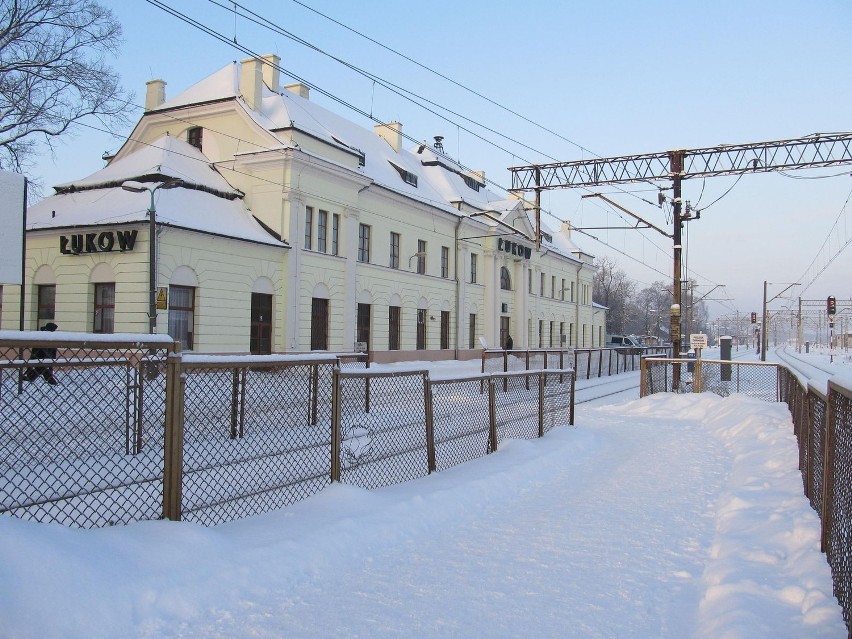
(750, 312, 757, 323)
(828, 296, 837, 317)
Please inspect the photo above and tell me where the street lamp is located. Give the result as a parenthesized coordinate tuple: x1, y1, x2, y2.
(121, 179, 183, 334)
(408, 251, 427, 271)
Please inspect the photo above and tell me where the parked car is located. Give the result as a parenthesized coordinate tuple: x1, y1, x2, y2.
(606, 335, 644, 349)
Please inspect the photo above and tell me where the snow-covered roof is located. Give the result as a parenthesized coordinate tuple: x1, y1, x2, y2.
(149, 61, 520, 217)
(29, 135, 286, 247)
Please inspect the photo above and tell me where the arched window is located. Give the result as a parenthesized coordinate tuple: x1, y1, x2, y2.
(500, 266, 511, 291)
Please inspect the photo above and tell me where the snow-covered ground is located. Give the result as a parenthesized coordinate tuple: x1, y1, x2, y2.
(0, 354, 849, 638)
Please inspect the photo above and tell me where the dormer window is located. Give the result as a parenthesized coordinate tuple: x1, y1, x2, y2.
(389, 162, 417, 187)
(187, 127, 203, 150)
(462, 175, 482, 192)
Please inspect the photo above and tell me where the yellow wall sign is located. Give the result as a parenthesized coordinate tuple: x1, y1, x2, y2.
(156, 287, 168, 310)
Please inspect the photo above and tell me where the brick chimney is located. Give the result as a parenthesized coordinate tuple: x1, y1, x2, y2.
(240, 56, 263, 111)
(145, 79, 166, 110)
(375, 122, 403, 152)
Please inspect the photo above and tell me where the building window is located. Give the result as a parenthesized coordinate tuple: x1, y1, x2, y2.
(37, 284, 56, 326)
(560, 322, 566, 346)
(93, 283, 115, 334)
(500, 266, 511, 291)
(389, 305, 401, 350)
(311, 297, 329, 350)
(570, 322, 575, 346)
(462, 174, 481, 192)
(390, 161, 418, 187)
(358, 223, 371, 263)
(441, 246, 449, 278)
(550, 321, 556, 347)
(469, 313, 476, 349)
(168, 285, 195, 350)
(440, 310, 450, 349)
(304, 206, 313, 250)
(332, 214, 340, 256)
(317, 210, 328, 253)
(470, 253, 477, 284)
(187, 126, 203, 150)
(416, 308, 427, 350)
(551, 276, 556, 298)
(357, 303, 371, 350)
(538, 320, 544, 348)
(561, 278, 566, 301)
(416, 240, 426, 274)
(570, 281, 575, 302)
(528, 269, 532, 293)
(540, 273, 545, 296)
(390, 232, 400, 269)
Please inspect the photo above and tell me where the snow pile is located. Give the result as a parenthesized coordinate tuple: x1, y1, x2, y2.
(0, 392, 844, 638)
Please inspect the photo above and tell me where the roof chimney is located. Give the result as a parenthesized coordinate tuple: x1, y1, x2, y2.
(145, 79, 166, 110)
(561, 220, 572, 237)
(375, 122, 403, 153)
(285, 82, 310, 99)
(240, 56, 263, 111)
(260, 54, 280, 92)
(473, 170, 485, 183)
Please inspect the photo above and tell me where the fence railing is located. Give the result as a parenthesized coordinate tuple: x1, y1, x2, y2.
(483, 346, 670, 381)
(2, 334, 574, 529)
(642, 356, 852, 634)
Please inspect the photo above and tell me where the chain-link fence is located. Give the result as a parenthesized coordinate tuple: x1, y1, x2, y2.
(822, 381, 852, 632)
(332, 368, 575, 489)
(176, 355, 348, 526)
(640, 357, 781, 401)
(0, 334, 177, 528)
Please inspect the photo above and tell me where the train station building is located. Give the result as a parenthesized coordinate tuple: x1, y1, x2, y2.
(2, 55, 603, 359)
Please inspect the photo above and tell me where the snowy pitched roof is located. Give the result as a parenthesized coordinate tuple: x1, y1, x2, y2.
(148, 61, 514, 216)
(29, 135, 286, 247)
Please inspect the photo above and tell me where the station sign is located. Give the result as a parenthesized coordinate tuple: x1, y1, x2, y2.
(690, 333, 708, 350)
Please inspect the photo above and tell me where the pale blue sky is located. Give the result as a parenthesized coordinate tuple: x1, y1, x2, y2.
(31, 0, 852, 325)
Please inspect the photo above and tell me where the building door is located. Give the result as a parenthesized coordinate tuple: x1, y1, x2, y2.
(250, 293, 272, 354)
(356, 303, 371, 351)
(500, 316, 510, 350)
(311, 297, 329, 350)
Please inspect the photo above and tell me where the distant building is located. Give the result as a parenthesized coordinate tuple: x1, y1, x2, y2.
(2, 55, 603, 358)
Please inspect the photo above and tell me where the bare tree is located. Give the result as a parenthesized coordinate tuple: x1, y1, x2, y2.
(593, 257, 635, 335)
(0, 0, 131, 175)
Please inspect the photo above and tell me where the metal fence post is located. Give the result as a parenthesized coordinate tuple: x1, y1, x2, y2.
(163, 346, 184, 521)
(230, 369, 240, 439)
(820, 387, 836, 553)
(569, 370, 575, 425)
(488, 378, 498, 453)
(331, 367, 341, 483)
(639, 357, 647, 398)
(538, 372, 545, 437)
(424, 373, 436, 473)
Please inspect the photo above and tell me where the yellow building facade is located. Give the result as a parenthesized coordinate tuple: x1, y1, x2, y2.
(1, 55, 603, 358)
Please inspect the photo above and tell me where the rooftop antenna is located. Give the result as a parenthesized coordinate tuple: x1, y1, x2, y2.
(433, 135, 444, 153)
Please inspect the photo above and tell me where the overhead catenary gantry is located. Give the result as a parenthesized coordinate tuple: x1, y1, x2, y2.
(508, 133, 852, 359)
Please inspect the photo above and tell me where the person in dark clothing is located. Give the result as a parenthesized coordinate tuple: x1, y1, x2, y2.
(505, 334, 513, 350)
(24, 322, 59, 384)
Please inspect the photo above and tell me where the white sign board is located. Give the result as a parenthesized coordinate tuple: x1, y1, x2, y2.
(0, 170, 25, 285)
(690, 333, 708, 350)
